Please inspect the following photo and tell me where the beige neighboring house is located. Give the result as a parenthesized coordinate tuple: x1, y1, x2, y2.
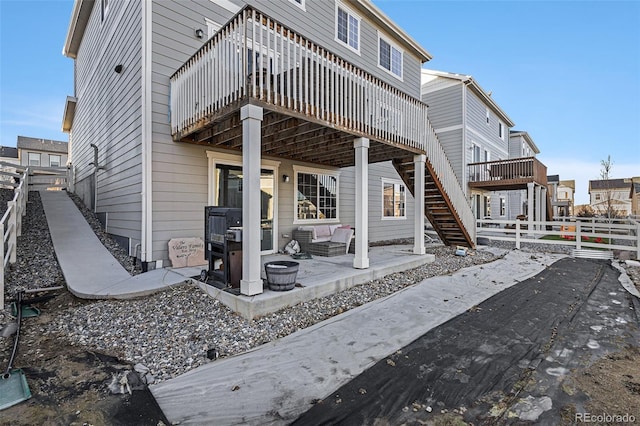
(630, 179, 640, 218)
(588, 178, 633, 217)
(557, 179, 575, 216)
(17, 136, 68, 168)
(0, 146, 20, 186)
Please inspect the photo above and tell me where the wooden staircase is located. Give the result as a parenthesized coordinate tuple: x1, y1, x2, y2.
(393, 157, 475, 248)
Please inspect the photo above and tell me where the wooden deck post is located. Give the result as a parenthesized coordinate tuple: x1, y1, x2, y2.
(413, 154, 426, 255)
(240, 104, 264, 295)
(353, 137, 369, 269)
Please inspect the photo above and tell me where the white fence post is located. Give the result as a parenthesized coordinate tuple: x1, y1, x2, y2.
(8, 201, 16, 264)
(576, 221, 581, 250)
(636, 222, 640, 260)
(515, 220, 521, 249)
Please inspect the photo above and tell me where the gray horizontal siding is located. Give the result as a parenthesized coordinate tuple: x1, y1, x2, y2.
(72, 0, 143, 253)
(421, 83, 462, 130)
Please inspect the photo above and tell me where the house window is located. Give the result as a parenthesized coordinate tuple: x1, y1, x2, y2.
(378, 35, 403, 78)
(101, 0, 109, 22)
(289, 0, 305, 9)
(205, 18, 221, 38)
(486, 108, 490, 125)
(49, 155, 61, 167)
(498, 122, 504, 140)
(500, 197, 506, 216)
(28, 152, 41, 166)
(595, 194, 601, 201)
(295, 168, 339, 221)
(336, 3, 359, 52)
(382, 180, 406, 218)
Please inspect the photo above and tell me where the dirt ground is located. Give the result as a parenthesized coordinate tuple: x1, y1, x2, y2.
(2, 263, 639, 426)
(1, 292, 168, 426)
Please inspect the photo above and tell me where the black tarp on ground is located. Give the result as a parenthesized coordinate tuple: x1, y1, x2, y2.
(292, 257, 640, 425)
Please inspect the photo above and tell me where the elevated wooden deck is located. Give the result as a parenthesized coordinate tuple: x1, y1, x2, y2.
(467, 157, 548, 191)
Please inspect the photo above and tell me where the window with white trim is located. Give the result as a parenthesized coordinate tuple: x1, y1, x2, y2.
(486, 108, 490, 125)
(289, 0, 305, 9)
(336, 3, 360, 52)
(28, 152, 41, 166)
(378, 34, 403, 78)
(383, 179, 406, 218)
(498, 121, 504, 139)
(500, 197, 506, 216)
(49, 154, 61, 167)
(205, 18, 221, 38)
(101, 0, 109, 22)
(295, 168, 339, 221)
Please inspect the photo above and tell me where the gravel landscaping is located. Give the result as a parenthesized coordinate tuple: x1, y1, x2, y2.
(1, 189, 639, 388)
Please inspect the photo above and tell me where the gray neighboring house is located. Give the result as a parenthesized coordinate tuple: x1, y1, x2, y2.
(0, 146, 19, 186)
(420, 69, 550, 223)
(16, 136, 68, 168)
(62, 0, 475, 295)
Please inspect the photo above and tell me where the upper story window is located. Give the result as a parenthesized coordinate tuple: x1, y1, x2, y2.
(28, 152, 41, 166)
(382, 179, 406, 219)
(336, 3, 360, 53)
(101, 0, 109, 22)
(486, 108, 490, 125)
(378, 34, 403, 79)
(498, 121, 504, 140)
(295, 167, 339, 222)
(49, 155, 61, 167)
(289, 0, 305, 9)
(205, 18, 221, 38)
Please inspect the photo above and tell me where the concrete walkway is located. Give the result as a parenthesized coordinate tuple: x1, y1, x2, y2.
(150, 250, 566, 425)
(40, 191, 190, 299)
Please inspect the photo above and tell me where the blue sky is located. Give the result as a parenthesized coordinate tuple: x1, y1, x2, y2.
(1, 0, 639, 205)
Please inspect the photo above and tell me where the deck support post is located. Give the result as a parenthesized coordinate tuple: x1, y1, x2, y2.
(535, 184, 542, 231)
(540, 185, 547, 226)
(413, 154, 426, 255)
(527, 182, 534, 234)
(240, 104, 264, 295)
(353, 137, 369, 269)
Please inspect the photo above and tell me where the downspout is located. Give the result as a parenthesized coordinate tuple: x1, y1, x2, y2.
(141, 0, 153, 269)
(89, 143, 104, 213)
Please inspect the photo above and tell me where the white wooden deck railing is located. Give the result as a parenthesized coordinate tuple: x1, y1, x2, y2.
(171, 6, 428, 151)
(0, 168, 29, 307)
(425, 120, 476, 243)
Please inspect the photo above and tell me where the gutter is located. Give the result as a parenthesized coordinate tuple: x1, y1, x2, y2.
(63, 0, 95, 59)
(141, 0, 153, 266)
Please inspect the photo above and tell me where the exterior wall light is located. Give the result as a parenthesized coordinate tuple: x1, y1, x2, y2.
(195, 28, 204, 39)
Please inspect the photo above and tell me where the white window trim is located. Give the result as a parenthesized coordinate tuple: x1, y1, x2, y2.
(289, 0, 305, 10)
(335, 1, 361, 55)
(500, 196, 506, 217)
(293, 165, 341, 225)
(498, 121, 504, 140)
(381, 178, 407, 220)
(28, 152, 41, 166)
(206, 151, 280, 255)
(205, 18, 221, 38)
(101, 0, 109, 23)
(377, 31, 403, 80)
(486, 108, 490, 125)
(49, 154, 62, 167)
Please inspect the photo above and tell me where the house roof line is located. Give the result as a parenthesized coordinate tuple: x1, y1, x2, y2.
(352, 0, 432, 62)
(509, 130, 540, 154)
(63, 0, 94, 59)
(63, 0, 433, 63)
(421, 69, 515, 127)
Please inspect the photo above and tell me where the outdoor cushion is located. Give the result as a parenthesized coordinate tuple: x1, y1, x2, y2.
(315, 225, 332, 238)
(330, 227, 353, 243)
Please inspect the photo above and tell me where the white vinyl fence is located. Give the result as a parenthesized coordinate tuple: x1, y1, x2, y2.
(0, 168, 29, 307)
(477, 217, 640, 259)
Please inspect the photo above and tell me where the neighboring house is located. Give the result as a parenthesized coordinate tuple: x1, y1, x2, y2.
(420, 69, 549, 223)
(588, 178, 632, 217)
(557, 179, 575, 216)
(0, 146, 19, 186)
(16, 136, 68, 168)
(62, 0, 475, 296)
(630, 182, 640, 218)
